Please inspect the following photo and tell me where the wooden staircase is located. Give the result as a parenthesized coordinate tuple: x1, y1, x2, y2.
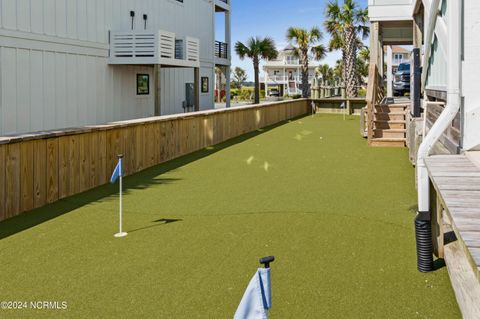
(365, 64, 408, 148)
(370, 102, 408, 147)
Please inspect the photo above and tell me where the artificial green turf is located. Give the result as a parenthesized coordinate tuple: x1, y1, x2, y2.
(0, 114, 460, 318)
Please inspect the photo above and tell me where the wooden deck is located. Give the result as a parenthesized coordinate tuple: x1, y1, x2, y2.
(425, 154, 480, 318)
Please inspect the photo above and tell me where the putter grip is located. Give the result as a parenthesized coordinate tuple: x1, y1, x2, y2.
(260, 256, 275, 268)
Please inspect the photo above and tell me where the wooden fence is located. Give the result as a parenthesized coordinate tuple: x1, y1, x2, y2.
(0, 100, 309, 222)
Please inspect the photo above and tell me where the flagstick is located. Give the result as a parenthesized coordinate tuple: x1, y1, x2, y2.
(115, 155, 127, 238)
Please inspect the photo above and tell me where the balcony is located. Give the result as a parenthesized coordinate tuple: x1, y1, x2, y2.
(215, 0, 230, 12)
(261, 74, 315, 83)
(285, 58, 300, 65)
(108, 30, 200, 68)
(368, 0, 415, 21)
(214, 41, 229, 65)
(215, 41, 228, 59)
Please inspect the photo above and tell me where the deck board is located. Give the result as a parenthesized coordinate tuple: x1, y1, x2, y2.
(425, 155, 480, 284)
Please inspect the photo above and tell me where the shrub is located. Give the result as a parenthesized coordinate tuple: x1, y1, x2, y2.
(358, 88, 367, 97)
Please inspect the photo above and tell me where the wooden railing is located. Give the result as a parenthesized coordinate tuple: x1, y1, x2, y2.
(365, 64, 384, 142)
(0, 100, 309, 222)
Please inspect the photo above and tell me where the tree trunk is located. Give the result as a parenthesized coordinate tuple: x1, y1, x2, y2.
(301, 49, 309, 98)
(342, 49, 347, 89)
(344, 27, 358, 98)
(253, 58, 260, 104)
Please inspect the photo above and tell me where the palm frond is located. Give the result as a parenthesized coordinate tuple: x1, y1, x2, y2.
(258, 37, 278, 60)
(309, 26, 323, 43)
(328, 32, 344, 51)
(234, 41, 250, 60)
(311, 45, 327, 61)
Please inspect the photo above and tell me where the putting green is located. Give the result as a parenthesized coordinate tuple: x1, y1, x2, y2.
(0, 114, 460, 318)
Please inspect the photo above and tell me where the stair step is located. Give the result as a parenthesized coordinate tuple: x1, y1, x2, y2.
(375, 104, 409, 113)
(375, 112, 406, 121)
(374, 111, 407, 115)
(375, 129, 407, 132)
(374, 129, 407, 139)
(378, 102, 410, 107)
(374, 120, 406, 130)
(370, 138, 406, 148)
(374, 120, 406, 124)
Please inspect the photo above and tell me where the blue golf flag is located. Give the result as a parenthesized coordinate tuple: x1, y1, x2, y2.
(110, 158, 122, 184)
(234, 268, 271, 319)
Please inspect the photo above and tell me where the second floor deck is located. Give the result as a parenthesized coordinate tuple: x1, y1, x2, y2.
(261, 74, 316, 84)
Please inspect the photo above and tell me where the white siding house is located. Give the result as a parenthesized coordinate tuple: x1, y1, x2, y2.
(0, 0, 232, 135)
(262, 45, 317, 97)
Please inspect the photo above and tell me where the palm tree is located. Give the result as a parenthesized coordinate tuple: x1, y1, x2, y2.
(333, 59, 344, 80)
(358, 46, 370, 63)
(328, 32, 347, 82)
(356, 47, 370, 85)
(325, 0, 369, 98)
(316, 64, 334, 83)
(286, 27, 327, 98)
(235, 37, 278, 104)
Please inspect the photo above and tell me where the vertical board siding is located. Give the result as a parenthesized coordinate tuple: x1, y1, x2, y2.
(46, 139, 59, 204)
(1, 0, 216, 136)
(0, 101, 309, 222)
(33, 140, 47, 208)
(5, 143, 21, 218)
(58, 136, 70, 199)
(0, 145, 5, 220)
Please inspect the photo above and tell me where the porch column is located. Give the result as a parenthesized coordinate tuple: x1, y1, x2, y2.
(225, 11, 232, 108)
(194, 67, 200, 112)
(413, 13, 423, 55)
(370, 21, 381, 79)
(386, 46, 393, 97)
(378, 36, 384, 81)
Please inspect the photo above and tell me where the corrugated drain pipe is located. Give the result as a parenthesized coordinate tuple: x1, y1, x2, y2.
(415, 0, 462, 272)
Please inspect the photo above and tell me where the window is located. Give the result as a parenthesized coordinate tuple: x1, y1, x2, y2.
(137, 74, 150, 95)
(201, 77, 209, 93)
(286, 56, 298, 64)
(394, 53, 408, 64)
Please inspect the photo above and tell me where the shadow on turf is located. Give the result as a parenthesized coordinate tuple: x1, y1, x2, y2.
(0, 117, 303, 241)
(434, 258, 446, 270)
(127, 218, 183, 233)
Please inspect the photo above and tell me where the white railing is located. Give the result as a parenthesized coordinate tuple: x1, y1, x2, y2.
(261, 75, 316, 83)
(176, 36, 200, 62)
(285, 59, 300, 65)
(109, 30, 200, 67)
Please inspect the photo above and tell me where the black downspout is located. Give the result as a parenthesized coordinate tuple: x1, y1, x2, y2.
(414, 211, 434, 272)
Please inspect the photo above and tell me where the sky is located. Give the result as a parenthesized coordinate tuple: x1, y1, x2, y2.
(216, 0, 368, 81)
